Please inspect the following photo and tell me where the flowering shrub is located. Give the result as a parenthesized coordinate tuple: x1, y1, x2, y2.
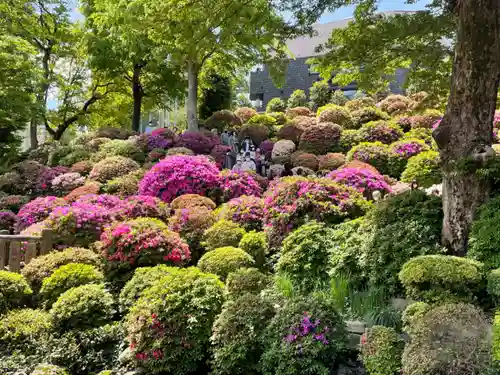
(125, 267, 224, 375)
(198, 246, 254, 280)
(7, 161, 66, 196)
(69, 159, 94, 175)
(291, 152, 319, 170)
(317, 104, 352, 128)
(277, 123, 304, 144)
(139, 155, 220, 203)
(261, 295, 347, 375)
(31, 364, 69, 375)
(0, 211, 17, 233)
(179, 131, 219, 154)
(360, 326, 404, 375)
(358, 121, 404, 144)
(263, 176, 369, 247)
(95, 139, 144, 162)
(271, 140, 296, 164)
(147, 134, 174, 151)
(51, 172, 85, 193)
(345, 97, 376, 111)
(0, 270, 32, 313)
(401, 151, 441, 188)
(101, 218, 190, 283)
(378, 94, 413, 114)
(328, 167, 391, 199)
(234, 107, 257, 123)
(286, 107, 311, 119)
(171, 194, 216, 211)
(350, 107, 390, 129)
(346, 142, 391, 175)
(64, 181, 101, 203)
(204, 110, 243, 132)
(210, 145, 232, 168)
(89, 156, 140, 183)
(318, 153, 346, 171)
(388, 139, 430, 177)
(104, 169, 145, 197)
(219, 170, 262, 201)
(74, 193, 123, 210)
(238, 123, 270, 146)
(299, 122, 342, 155)
(121, 195, 169, 220)
(16, 196, 68, 232)
(266, 98, 286, 113)
(166, 147, 195, 156)
(219, 195, 264, 231)
(259, 140, 275, 160)
(202, 219, 246, 251)
(291, 115, 316, 129)
(338, 129, 362, 153)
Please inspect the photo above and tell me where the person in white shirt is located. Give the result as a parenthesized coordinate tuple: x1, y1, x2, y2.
(240, 152, 256, 172)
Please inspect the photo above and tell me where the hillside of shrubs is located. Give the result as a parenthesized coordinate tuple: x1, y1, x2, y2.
(1, 90, 500, 375)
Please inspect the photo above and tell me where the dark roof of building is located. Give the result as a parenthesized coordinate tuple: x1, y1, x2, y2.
(287, 11, 417, 58)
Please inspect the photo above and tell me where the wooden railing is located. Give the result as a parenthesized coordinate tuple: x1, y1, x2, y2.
(0, 229, 53, 272)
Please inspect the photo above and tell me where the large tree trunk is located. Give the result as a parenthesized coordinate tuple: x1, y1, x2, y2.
(433, 0, 500, 256)
(132, 65, 144, 133)
(187, 60, 199, 131)
(29, 119, 38, 149)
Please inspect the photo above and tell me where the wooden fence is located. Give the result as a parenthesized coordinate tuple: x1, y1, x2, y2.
(0, 229, 53, 272)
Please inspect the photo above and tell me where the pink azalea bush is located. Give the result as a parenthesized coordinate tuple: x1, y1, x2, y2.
(139, 155, 221, 203)
(220, 195, 265, 231)
(0, 211, 17, 233)
(210, 145, 232, 168)
(178, 131, 219, 154)
(327, 168, 391, 199)
(73, 194, 123, 210)
(120, 195, 169, 220)
(219, 170, 262, 201)
(17, 196, 68, 232)
(259, 140, 275, 160)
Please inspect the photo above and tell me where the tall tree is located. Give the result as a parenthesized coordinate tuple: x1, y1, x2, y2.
(198, 70, 232, 119)
(82, 0, 187, 132)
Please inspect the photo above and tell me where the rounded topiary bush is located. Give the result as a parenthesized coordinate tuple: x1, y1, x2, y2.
(202, 219, 246, 251)
(31, 364, 69, 375)
(360, 326, 404, 375)
(219, 170, 262, 201)
(469, 196, 500, 270)
(399, 255, 484, 303)
(401, 151, 441, 188)
(286, 106, 311, 119)
(125, 267, 224, 375)
(345, 97, 376, 111)
(120, 195, 169, 220)
(0, 271, 32, 312)
(318, 153, 346, 171)
(378, 94, 413, 114)
(21, 247, 100, 291)
(238, 231, 268, 268)
(103, 169, 145, 197)
(328, 167, 391, 199)
(219, 195, 264, 231)
(96, 127, 134, 140)
(64, 181, 101, 203)
(277, 122, 304, 144)
(261, 294, 347, 375)
(291, 151, 319, 170)
(89, 156, 140, 183)
(17, 196, 68, 232)
(317, 104, 352, 128)
(50, 284, 114, 330)
(40, 263, 104, 307)
(166, 146, 195, 156)
(338, 129, 363, 153)
(0, 211, 17, 233)
(51, 172, 86, 193)
(235, 107, 257, 123)
(291, 115, 317, 129)
(178, 131, 219, 154)
(249, 114, 278, 129)
(299, 122, 342, 155)
(358, 121, 404, 145)
(139, 155, 221, 203)
(288, 90, 308, 108)
(171, 194, 216, 211)
(271, 139, 296, 164)
(388, 139, 430, 177)
(204, 110, 243, 132)
(347, 141, 391, 175)
(277, 221, 335, 292)
(225, 267, 270, 298)
(198, 246, 254, 280)
(350, 107, 390, 129)
(259, 140, 274, 160)
(266, 98, 286, 113)
(238, 123, 270, 146)
(0, 194, 30, 213)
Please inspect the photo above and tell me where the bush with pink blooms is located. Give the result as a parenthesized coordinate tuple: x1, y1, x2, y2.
(51, 172, 86, 193)
(73, 194, 123, 210)
(259, 140, 275, 160)
(234, 107, 257, 123)
(328, 167, 391, 199)
(358, 121, 404, 145)
(16, 196, 68, 232)
(0, 195, 31, 213)
(120, 195, 169, 220)
(139, 155, 221, 203)
(146, 134, 175, 152)
(210, 145, 232, 168)
(178, 131, 219, 154)
(388, 139, 430, 177)
(219, 170, 262, 201)
(299, 122, 342, 155)
(0, 211, 17, 233)
(219, 195, 265, 231)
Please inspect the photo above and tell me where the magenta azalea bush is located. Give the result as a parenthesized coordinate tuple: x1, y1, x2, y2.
(0, 211, 17, 233)
(139, 155, 221, 203)
(390, 139, 429, 158)
(259, 140, 275, 160)
(73, 194, 123, 210)
(219, 170, 262, 201)
(16, 196, 68, 232)
(210, 145, 232, 168)
(121, 195, 169, 220)
(328, 168, 391, 199)
(220, 195, 265, 231)
(178, 131, 219, 154)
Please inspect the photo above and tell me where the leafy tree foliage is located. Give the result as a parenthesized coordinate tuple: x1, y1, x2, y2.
(199, 71, 232, 120)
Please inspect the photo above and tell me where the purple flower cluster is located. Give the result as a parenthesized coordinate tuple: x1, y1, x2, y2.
(432, 118, 442, 129)
(284, 312, 330, 347)
(495, 111, 500, 128)
(224, 195, 264, 230)
(178, 131, 220, 155)
(74, 194, 123, 210)
(359, 121, 403, 145)
(259, 140, 275, 160)
(219, 170, 262, 201)
(17, 196, 69, 231)
(147, 134, 174, 152)
(139, 155, 221, 203)
(328, 167, 391, 198)
(390, 141, 427, 158)
(0, 211, 17, 233)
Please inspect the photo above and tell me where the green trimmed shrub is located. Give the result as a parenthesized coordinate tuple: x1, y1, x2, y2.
(198, 247, 254, 280)
(266, 98, 286, 113)
(225, 268, 271, 299)
(125, 267, 224, 375)
(402, 303, 491, 375)
(287, 90, 307, 108)
(202, 219, 246, 251)
(350, 107, 390, 129)
(261, 294, 347, 375)
(103, 169, 145, 197)
(358, 120, 404, 145)
(238, 123, 270, 146)
(309, 81, 331, 109)
(330, 90, 349, 106)
(345, 97, 376, 111)
(401, 150, 441, 188)
(360, 326, 404, 375)
(299, 122, 342, 155)
(211, 293, 275, 375)
(347, 141, 391, 175)
(338, 129, 362, 153)
(40, 263, 104, 308)
(403, 127, 434, 146)
(248, 114, 278, 129)
(488, 269, 500, 306)
(50, 284, 114, 330)
(469, 196, 500, 270)
(238, 231, 267, 268)
(277, 221, 335, 292)
(21, 247, 101, 292)
(317, 104, 353, 128)
(89, 156, 140, 183)
(268, 112, 287, 126)
(97, 139, 143, 160)
(31, 364, 69, 375)
(399, 255, 484, 303)
(401, 302, 430, 335)
(0, 308, 52, 352)
(0, 271, 32, 312)
(59, 149, 91, 167)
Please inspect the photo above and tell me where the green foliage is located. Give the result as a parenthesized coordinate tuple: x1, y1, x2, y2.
(330, 90, 348, 106)
(0, 309, 52, 353)
(350, 107, 390, 129)
(494, 312, 500, 365)
(339, 129, 362, 153)
(21, 247, 101, 292)
(40, 263, 104, 308)
(260, 294, 347, 375)
(401, 150, 441, 188)
(210, 293, 275, 375)
(202, 219, 247, 251)
(287, 90, 307, 108)
(50, 284, 114, 330)
(402, 303, 491, 375)
(360, 326, 403, 375)
(31, 364, 69, 375)
(403, 127, 434, 147)
(125, 267, 224, 375)
(0, 271, 32, 313)
(399, 255, 484, 304)
(308, 81, 331, 109)
(248, 114, 278, 129)
(469, 196, 500, 270)
(266, 98, 287, 113)
(317, 104, 353, 128)
(199, 72, 232, 119)
(277, 221, 335, 292)
(198, 247, 255, 280)
(347, 141, 391, 174)
(103, 168, 145, 197)
(225, 268, 271, 299)
(488, 269, 500, 306)
(238, 231, 268, 268)
(402, 302, 430, 335)
(89, 156, 140, 183)
(58, 149, 91, 167)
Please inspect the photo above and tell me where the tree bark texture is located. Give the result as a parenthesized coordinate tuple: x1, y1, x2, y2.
(29, 119, 38, 149)
(187, 60, 199, 132)
(132, 64, 144, 133)
(433, 0, 500, 256)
